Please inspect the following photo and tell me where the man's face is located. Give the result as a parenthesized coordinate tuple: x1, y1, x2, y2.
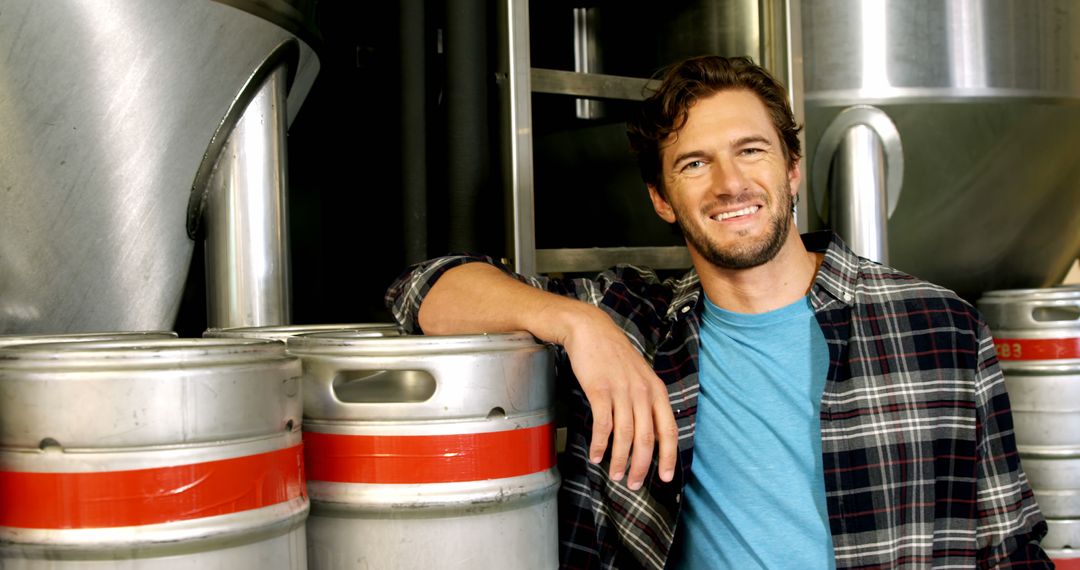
(648, 89, 801, 270)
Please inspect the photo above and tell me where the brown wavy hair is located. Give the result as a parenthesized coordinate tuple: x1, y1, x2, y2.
(626, 55, 802, 194)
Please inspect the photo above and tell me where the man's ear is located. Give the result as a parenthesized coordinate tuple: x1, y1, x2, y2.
(788, 160, 802, 196)
(648, 184, 676, 223)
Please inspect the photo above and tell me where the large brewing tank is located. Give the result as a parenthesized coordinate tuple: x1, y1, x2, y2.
(0, 0, 320, 334)
(803, 0, 1080, 301)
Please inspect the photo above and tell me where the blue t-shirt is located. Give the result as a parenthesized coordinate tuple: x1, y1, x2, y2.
(674, 294, 834, 569)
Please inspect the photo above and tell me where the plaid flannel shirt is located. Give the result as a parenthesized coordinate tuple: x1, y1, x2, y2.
(385, 231, 1050, 569)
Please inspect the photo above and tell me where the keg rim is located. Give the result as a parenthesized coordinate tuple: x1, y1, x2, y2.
(979, 285, 1080, 302)
(0, 337, 288, 367)
(0, 331, 177, 349)
(288, 330, 542, 354)
(1000, 360, 1080, 373)
(205, 322, 402, 340)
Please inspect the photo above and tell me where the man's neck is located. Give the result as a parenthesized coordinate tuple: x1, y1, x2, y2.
(693, 227, 824, 314)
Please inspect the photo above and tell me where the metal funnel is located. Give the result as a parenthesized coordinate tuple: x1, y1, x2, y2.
(0, 0, 319, 333)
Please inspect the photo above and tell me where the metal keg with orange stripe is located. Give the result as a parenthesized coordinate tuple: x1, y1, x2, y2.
(979, 285, 1080, 560)
(287, 331, 559, 570)
(0, 338, 308, 568)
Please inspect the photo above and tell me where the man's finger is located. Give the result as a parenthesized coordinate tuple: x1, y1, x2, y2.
(626, 384, 656, 490)
(588, 387, 613, 465)
(652, 383, 679, 482)
(607, 390, 634, 481)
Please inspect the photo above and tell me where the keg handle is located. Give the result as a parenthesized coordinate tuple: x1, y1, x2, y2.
(326, 365, 438, 405)
(1031, 303, 1080, 323)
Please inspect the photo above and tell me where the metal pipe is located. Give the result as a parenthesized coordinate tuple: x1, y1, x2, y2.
(830, 124, 889, 264)
(498, 0, 536, 275)
(446, 0, 491, 253)
(204, 65, 291, 328)
(401, 0, 428, 265)
(573, 7, 600, 120)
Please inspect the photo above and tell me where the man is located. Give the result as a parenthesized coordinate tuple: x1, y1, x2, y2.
(386, 56, 1050, 568)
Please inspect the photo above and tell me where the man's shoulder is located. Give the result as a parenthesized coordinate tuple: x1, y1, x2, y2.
(813, 231, 977, 312)
(850, 259, 986, 327)
(854, 260, 962, 301)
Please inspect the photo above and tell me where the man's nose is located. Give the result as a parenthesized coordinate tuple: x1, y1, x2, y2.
(710, 157, 748, 196)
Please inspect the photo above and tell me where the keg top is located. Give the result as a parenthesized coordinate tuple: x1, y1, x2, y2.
(204, 322, 402, 341)
(977, 286, 1080, 331)
(0, 330, 177, 349)
(0, 337, 288, 369)
(979, 285, 1080, 302)
(288, 330, 542, 356)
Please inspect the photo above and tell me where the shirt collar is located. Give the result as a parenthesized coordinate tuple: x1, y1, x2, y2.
(805, 230, 859, 310)
(666, 270, 703, 321)
(664, 231, 860, 320)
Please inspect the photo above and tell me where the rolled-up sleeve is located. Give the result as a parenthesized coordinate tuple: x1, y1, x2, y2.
(384, 255, 493, 333)
(384, 254, 615, 334)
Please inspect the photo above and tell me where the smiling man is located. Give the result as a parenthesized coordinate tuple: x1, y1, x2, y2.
(386, 56, 1050, 569)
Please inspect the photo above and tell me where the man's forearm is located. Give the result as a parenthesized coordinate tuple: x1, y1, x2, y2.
(418, 261, 593, 346)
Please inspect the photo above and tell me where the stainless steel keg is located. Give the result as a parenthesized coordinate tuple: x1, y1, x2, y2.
(978, 286, 1080, 553)
(0, 338, 308, 568)
(287, 331, 559, 570)
(979, 286, 1080, 363)
(204, 323, 402, 341)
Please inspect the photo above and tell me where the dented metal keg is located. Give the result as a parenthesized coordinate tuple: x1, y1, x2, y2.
(0, 338, 308, 568)
(287, 331, 559, 570)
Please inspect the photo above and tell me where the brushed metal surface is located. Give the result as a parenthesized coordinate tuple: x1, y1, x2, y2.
(830, 124, 889, 263)
(803, 0, 1080, 104)
(0, 0, 318, 334)
(0, 338, 302, 448)
(205, 65, 292, 329)
(803, 0, 1080, 300)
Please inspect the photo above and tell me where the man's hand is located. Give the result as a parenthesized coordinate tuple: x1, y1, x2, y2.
(558, 305, 678, 490)
(418, 262, 678, 489)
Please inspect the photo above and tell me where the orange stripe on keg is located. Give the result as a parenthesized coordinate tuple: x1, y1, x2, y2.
(303, 424, 555, 484)
(993, 337, 1080, 360)
(0, 444, 305, 529)
(1055, 557, 1080, 570)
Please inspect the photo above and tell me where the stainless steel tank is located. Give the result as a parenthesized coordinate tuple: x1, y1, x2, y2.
(0, 338, 307, 568)
(287, 331, 559, 570)
(803, 0, 1080, 300)
(0, 0, 319, 334)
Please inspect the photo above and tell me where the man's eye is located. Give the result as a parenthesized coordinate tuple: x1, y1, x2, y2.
(683, 160, 705, 170)
(741, 148, 764, 156)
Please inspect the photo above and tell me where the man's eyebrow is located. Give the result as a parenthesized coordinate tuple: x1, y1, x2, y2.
(733, 135, 773, 147)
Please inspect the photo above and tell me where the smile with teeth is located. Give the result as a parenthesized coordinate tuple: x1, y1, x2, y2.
(712, 205, 760, 221)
